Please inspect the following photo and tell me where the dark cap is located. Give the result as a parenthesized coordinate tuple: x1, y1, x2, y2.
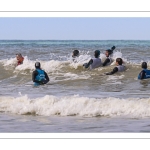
(116, 58, 123, 65)
(73, 50, 79, 57)
(94, 50, 100, 58)
(142, 62, 147, 69)
(35, 62, 41, 68)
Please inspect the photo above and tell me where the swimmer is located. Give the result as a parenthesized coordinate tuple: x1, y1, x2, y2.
(16, 53, 24, 66)
(83, 50, 102, 69)
(32, 62, 49, 86)
(103, 46, 116, 66)
(72, 50, 79, 62)
(105, 58, 125, 75)
(138, 62, 150, 80)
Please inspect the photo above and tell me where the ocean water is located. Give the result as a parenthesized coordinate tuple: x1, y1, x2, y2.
(1, 40, 150, 132)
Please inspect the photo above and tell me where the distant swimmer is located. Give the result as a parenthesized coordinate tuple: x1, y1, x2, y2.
(103, 46, 116, 66)
(72, 50, 79, 62)
(16, 53, 24, 66)
(83, 50, 102, 69)
(32, 62, 49, 86)
(138, 62, 150, 80)
(105, 58, 125, 75)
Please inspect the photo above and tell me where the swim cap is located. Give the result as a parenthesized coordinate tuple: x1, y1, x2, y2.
(73, 50, 79, 57)
(142, 62, 147, 69)
(94, 50, 100, 58)
(35, 62, 41, 68)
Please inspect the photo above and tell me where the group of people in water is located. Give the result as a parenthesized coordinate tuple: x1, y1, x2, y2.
(15, 45, 150, 86)
(74, 46, 125, 75)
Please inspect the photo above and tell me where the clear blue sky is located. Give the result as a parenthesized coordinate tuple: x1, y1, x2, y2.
(0, 17, 150, 40)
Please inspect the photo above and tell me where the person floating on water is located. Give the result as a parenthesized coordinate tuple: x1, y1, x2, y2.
(103, 46, 116, 66)
(72, 50, 79, 62)
(105, 58, 125, 75)
(32, 62, 49, 86)
(16, 53, 24, 66)
(138, 62, 150, 80)
(83, 50, 102, 69)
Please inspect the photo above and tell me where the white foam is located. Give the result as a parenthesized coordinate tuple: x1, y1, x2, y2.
(0, 57, 17, 67)
(0, 95, 150, 118)
(63, 72, 90, 80)
(69, 54, 91, 69)
(110, 51, 128, 65)
(50, 72, 90, 83)
(112, 51, 123, 60)
(0, 56, 68, 73)
(100, 53, 107, 63)
(15, 57, 68, 73)
(106, 75, 125, 81)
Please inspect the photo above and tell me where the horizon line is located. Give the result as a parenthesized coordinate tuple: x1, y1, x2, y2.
(0, 39, 150, 41)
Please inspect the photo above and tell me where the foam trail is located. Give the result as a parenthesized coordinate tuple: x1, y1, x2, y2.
(0, 95, 150, 118)
(0, 56, 68, 73)
(0, 57, 17, 67)
(110, 51, 127, 65)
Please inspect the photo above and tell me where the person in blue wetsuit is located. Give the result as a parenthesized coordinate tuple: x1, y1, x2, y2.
(83, 50, 102, 69)
(103, 46, 116, 66)
(32, 62, 49, 85)
(138, 62, 150, 80)
(105, 58, 125, 75)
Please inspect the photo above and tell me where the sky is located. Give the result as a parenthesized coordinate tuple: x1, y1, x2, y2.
(0, 17, 150, 40)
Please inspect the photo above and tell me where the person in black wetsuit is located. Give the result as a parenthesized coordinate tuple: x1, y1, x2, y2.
(72, 50, 79, 62)
(72, 50, 79, 58)
(138, 62, 150, 80)
(103, 46, 116, 66)
(105, 58, 125, 75)
(32, 62, 49, 85)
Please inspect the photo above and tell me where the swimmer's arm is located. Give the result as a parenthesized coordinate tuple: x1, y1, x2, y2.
(83, 59, 93, 68)
(103, 58, 110, 66)
(32, 70, 41, 83)
(44, 72, 49, 83)
(139, 70, 146, 80)
(105, 67, 118, 75)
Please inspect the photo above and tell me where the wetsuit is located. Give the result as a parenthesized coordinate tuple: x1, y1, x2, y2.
(103, 57, 112, 66)
(138, 69, 150, 80)
(83, 58, 102, 69)
(105, 65, 125, 75)
(32, 69, 49, 85)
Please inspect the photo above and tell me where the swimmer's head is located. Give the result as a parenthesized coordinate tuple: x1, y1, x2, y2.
(94, 50, 100, 58)
(142, 62, 147, 69)
(105, 46, 116, 57)
(105, 50, 111, 57)
(72, 50, 79, 57)
(35, 62, 41, 69)
(16, 53, 23, 61)
(116, 58, 123, 65)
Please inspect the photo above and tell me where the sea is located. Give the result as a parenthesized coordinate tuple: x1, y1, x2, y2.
(0, 40, 150, 133)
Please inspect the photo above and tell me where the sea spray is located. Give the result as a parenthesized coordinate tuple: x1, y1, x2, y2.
(0, 95, 150, 118)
